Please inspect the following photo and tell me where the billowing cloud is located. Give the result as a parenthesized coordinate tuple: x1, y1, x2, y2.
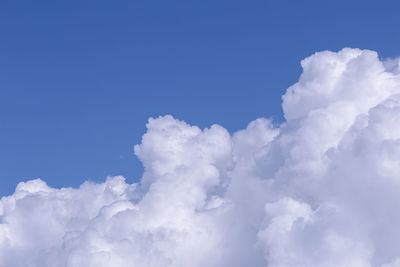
(2, 48, 400, 266)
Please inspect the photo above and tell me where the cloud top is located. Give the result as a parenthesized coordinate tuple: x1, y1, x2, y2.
(2, 48, 400, 266)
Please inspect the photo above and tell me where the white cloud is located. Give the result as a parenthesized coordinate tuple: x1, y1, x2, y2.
(2, 48, 400, 266)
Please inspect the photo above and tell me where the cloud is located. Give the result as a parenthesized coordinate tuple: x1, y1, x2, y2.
(2, 48, 400, 266)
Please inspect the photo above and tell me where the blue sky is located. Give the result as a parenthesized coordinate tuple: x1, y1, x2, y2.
(1, 0, 399, 196)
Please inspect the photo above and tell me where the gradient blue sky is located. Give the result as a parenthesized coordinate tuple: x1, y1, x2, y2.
(1, 0, 399, 196)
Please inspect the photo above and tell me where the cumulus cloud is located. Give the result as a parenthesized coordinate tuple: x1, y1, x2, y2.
(2, 48, 400, 266)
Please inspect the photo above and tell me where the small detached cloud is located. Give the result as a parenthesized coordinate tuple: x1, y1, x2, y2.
(2, 48, 400, 266)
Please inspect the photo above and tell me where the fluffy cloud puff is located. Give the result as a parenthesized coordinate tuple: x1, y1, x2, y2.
(2, 48, 400, 266)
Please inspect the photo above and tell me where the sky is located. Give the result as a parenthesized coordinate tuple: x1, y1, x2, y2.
(3, 1, 400, 266)
(1, 0, 400, 196)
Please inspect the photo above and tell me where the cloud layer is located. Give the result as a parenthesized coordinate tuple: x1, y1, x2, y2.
(2, 48, 400, 266)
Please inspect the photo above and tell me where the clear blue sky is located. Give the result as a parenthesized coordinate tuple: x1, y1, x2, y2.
(1, 0, 399, 196)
